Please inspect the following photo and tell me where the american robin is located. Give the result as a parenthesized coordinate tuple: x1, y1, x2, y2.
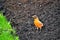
(32, 15, 43, 30)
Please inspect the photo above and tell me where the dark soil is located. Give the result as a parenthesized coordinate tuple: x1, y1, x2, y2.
(1, 0, 60, 40)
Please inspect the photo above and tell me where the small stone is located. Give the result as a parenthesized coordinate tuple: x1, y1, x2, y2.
(18, 3, 21, 5)
(40, 5, 42, 7)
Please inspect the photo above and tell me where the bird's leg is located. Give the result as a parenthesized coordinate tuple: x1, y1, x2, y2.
(36, 28, 39, 32)
(37, 28, 38, 30)
(40, 28, 42, 32)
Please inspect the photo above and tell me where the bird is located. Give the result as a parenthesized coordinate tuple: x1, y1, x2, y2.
(32, 15, 43, 30)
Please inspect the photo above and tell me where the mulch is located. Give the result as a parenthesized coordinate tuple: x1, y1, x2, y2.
(0, 0, 60, 40)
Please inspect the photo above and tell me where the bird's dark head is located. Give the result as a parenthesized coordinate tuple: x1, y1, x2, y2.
(32, 15, 38, 19)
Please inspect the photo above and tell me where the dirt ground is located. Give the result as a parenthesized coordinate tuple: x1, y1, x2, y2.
(0, 0, 60, 40)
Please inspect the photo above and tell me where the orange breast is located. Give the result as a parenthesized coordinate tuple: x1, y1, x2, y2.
(34, 19, 43, 29)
